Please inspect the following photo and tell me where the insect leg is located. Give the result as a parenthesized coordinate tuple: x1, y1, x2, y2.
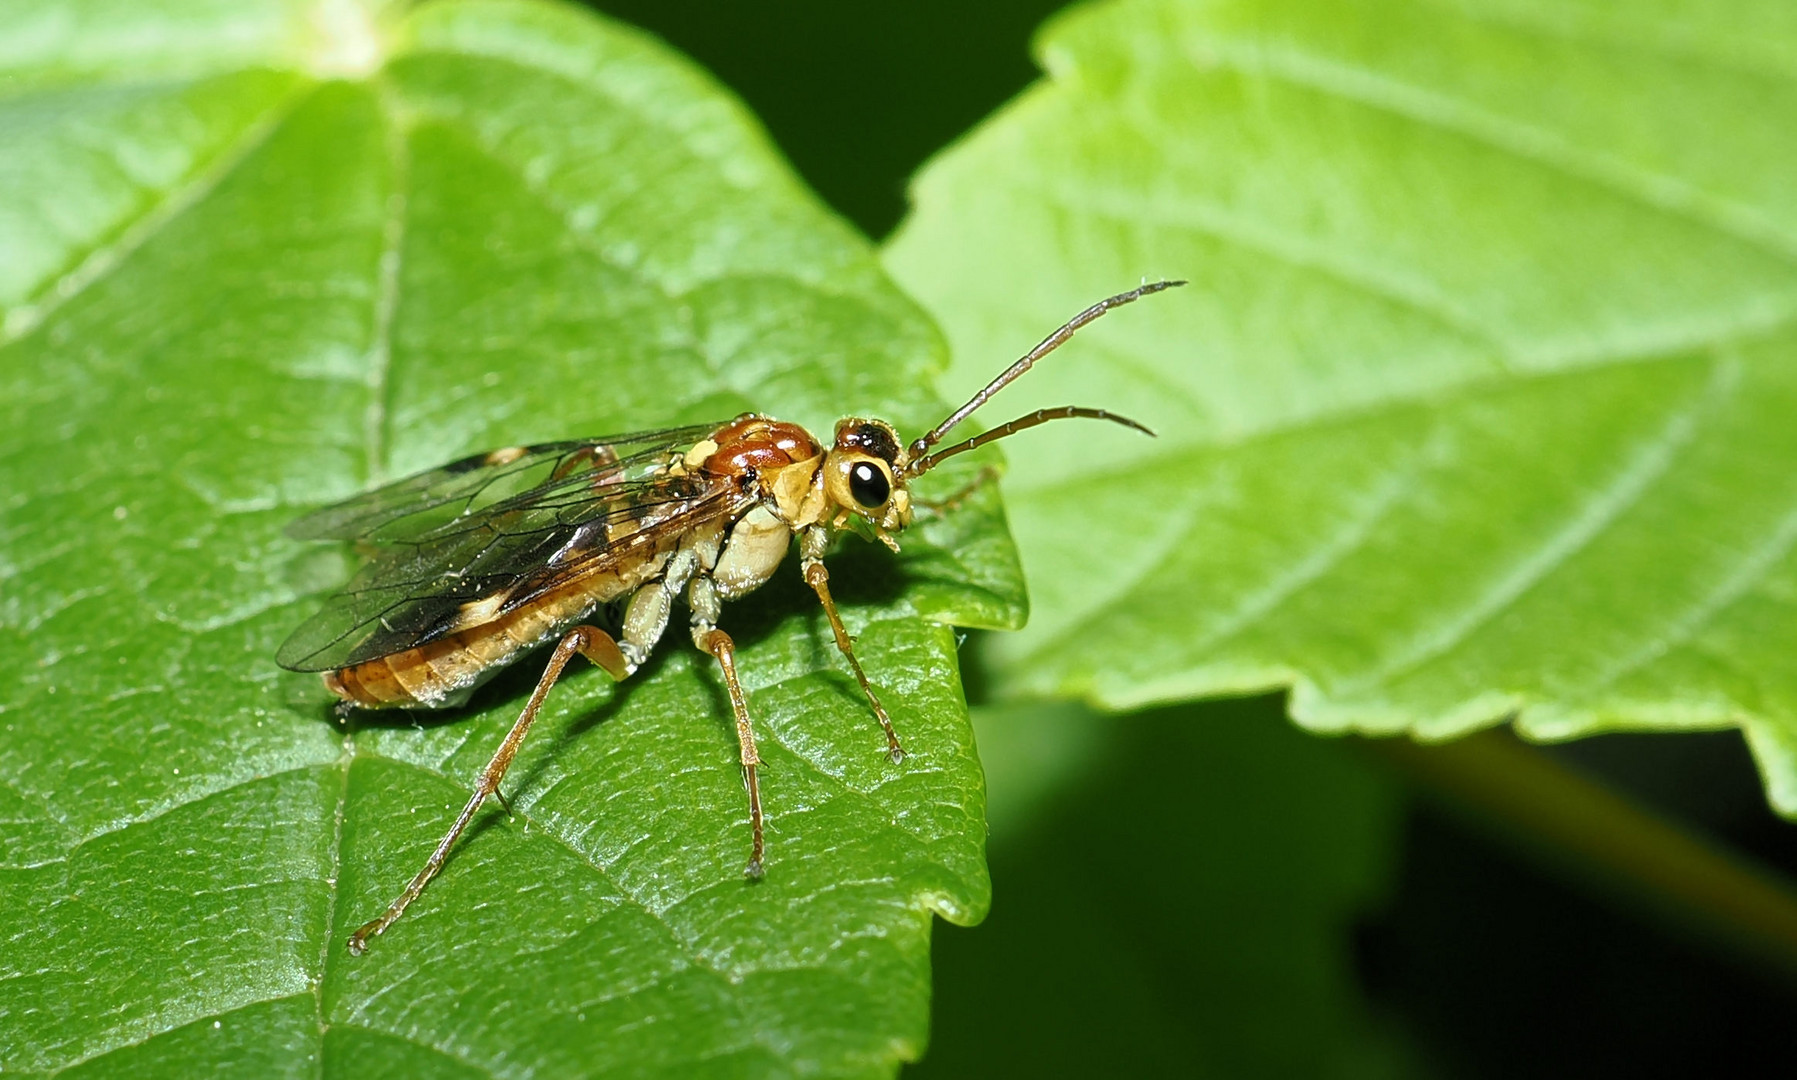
(618, 547, 701, 670)
(688, 574, 766, 879)
(706, 629, 766, 879)
(799, 525, 905, 763)
(914, 464, 999, 515)
(346, 624, 631, 955)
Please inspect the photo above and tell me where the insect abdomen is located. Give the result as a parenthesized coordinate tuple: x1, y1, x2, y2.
(325, 550, 673, 709)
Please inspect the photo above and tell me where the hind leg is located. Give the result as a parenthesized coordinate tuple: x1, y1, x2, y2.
(346, 625, 631, 954)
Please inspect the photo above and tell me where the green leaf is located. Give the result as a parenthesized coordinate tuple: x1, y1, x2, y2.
(884, 0, 1797, 810)
(0, 1, 1024, 1075)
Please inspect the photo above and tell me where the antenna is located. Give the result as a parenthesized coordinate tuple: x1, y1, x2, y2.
(904, 280, 1184, 477)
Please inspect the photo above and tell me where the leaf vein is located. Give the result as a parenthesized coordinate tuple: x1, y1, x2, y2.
(360, 84, 413, 488)
(0, 79, 320, 348)
(1174, 431, 1434, 658)
(1579, 498, 1797, 702)
(1040, 179, 1513, 357)
(1194, 37, 1797, 265)
(1353, 355, 1739, 693)
(313, 737, 352, 1078)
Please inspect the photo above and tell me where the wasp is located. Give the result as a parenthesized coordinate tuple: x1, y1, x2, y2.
(279, 281, 1184, 953)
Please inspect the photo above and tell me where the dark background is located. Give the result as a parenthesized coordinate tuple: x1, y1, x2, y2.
(581, 2, 1797, 1074)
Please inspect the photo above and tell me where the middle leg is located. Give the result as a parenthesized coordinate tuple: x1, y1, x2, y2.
(689, 572, 767, 878)
(700, 627, 765, 880)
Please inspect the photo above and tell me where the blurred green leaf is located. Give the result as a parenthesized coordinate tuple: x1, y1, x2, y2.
(965, 696, 1111, 844)
(917, 697, 1410, 1079)
(885, 0, 1797, 810)
(0, 0, 1025, 1075)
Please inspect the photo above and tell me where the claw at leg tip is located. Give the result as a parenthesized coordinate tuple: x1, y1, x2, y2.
(744, 857, 764, 881)
(348, 919, 383, 955)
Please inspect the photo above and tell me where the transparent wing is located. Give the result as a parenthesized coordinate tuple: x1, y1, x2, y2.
(277, 423, 747, 673)
(286, 423, 721, 543)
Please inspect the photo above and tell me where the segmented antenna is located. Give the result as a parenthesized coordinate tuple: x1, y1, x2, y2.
(905, 280, 1185, 477)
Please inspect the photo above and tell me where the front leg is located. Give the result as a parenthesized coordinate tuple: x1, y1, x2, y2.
(799, 525, 905, 763)
(914, 464, 998, 516)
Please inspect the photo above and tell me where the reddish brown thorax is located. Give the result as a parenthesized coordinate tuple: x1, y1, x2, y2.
(699, 416, 821, 479)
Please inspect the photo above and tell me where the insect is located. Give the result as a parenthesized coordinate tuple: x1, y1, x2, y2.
(279, 280, 1184, 953)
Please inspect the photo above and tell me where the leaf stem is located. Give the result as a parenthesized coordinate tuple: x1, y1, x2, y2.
(1368, 729, 1797, 982)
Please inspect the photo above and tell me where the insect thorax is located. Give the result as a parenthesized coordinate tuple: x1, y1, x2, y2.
(693, 416, 829, 528)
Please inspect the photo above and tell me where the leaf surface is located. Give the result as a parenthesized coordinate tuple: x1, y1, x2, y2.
(0, 1, 1023, 1075)
(884, 0, 1797, 810)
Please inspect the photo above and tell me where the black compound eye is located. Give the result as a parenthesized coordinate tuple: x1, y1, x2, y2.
(849, 461, 890, 509)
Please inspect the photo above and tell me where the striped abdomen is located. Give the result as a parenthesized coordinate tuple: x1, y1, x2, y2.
(324, 549, 673, 709)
